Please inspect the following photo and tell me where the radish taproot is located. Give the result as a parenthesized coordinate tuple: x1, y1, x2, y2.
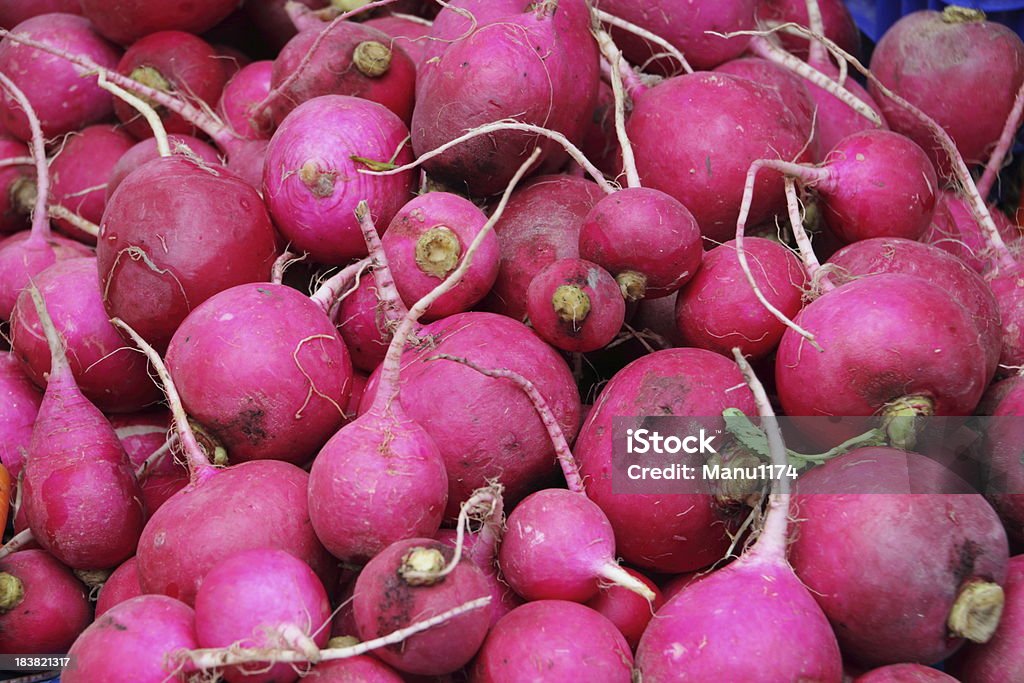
(0, 549, 91, 654)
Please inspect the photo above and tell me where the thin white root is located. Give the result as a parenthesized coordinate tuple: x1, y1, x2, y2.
(48, 204, 100, 237)
(597, 562, 656, 601)
(0, 528, 33, 561)
(596, 30, 641, 189)
(96, 71, 171, 157)
(593, 9, 693, 74)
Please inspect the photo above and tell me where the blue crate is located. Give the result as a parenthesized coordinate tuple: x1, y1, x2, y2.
(848, 0, 1024, 43)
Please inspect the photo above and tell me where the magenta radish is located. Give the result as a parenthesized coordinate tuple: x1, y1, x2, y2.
(525, 258, 625, 353)
(984, 380, 1024, 543)
(472, 599, 634, 681)
(352, 537, 492, 675)
(48, 124, 134, 244)
(0, 14, 119, 141)
(0, 1, 82, 27)
(165, 282, 353, 465)
(262, 94, 414, 264)
(755, 0, 861, 59)
(853, 664, 959, 682)
(218, 60, 274, 140)
(80, 0, 237, 45)
(262, 21, 417, 128)
(869, 8, 1024, 172)
(923, 191, 1021, 274)
(110, 412, 187, 517)
(21, 285, 145, 570)
(336, 272, 392, 373)
(63, 595, 198, 683)
(790, 447, 1009, 667)
(636, 349, 843, 681)
(0, 135, 30, 234)
(0, 352, 41, 478)
(364, 14, 431, 67)
(573, 348, 755, 573)
(417, 0, 524, 67)
(307, 655, 404, 682)
(193, 548, 332, 683)
(0, 549, 91, 654)
(98, 154, 280, 352)
(10, 257, 161, 413)
(381, 192, 496, 319)
(484, 174, 605, 320)
(95, 556, 143, 617)
(626, 72, 812, 243)
(106, 134, 222, 200)
(675, 237, 806, 361)
(585, 567, 663, 650)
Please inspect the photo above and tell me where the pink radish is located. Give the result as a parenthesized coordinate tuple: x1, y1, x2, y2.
(307, 655, 404, 681)
(106, 134, 223, 200)
(635, 349, 843, 681)
(0, 14, 119, 141)
(110, 412, 188, 519)
(21, 285, 145, 570)
(0, 352, 41, 479)
(417, 0, 523, 67)
(381, 192, 496, 319)
(165, 282, 354, 465)
(262, 94, 414, 264)
(336, 270, 393, 373)
(63, 595, 199, 683)
(10, 257, 162, 413)
(364, 14, 431, 67)
(472, 599, 634, 681)
(755, 0, 861, 59)
(984, 380, 1024, 543)
(95, 556, 144, 617)
(80, 0, 238, 45)
(853, 664, 959, 682)
(574, 348, 755, 573)
(0, 1, 82, 27)
(585, 567, 663, 650)
(218, 60, 274, 140)
(790, 447, 1009, 667)
(526, 258, 625, 353)
(0, 549, 91, 653)
(923, 191, 1021, 274)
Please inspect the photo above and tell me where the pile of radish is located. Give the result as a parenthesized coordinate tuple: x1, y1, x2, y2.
(4, 0, 1024, 680)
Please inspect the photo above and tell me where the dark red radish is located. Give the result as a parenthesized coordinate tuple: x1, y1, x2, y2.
(106, 134, 222, 201)
(636, 350, 843, 682)
(0, 135, 30, 234)
(218, 60, 273, 140)
(923, 192, 1021, 274)
(675, 237, 806, 361)
(596, 0, 755, 72)
(63, 595, 198, 683)
(417, 0, 523, 67)
(262, 94, 414, 264)
(827, 237, 1003, 382)
(948, 554, 1024, 682)
(98, 154, 279, 352)
(307, 655, 404, 682)
(0, 549, 91, 654)
(755, 0, 861, 59)
(48, 124, 134, 244)
(21, 286, 145, 570)
(472, 599, 634, 681)
(0, 352, 41, 479)
(80, 0, 238, 45)
(854, 664, 959, 682)
(790, 447, 1010, 667)
(336, 272, 392, 373)
(574, 348, 756, 573)
(364, 14, 431, 67)
(579, 81, 622, 178)
(984, 380, 1024, 543)
(193, 549, 332, 683)
(630, 292, 685, 348)
(10, 257, 161, 413)
(984, 264, 1024, 371)
(244, 0, 328, 51)
(262, 21, 417, 128)
(869, 8, 1024, 173)
(410, 0, 599, 196)
(484, 174, 605, 320)
(213, 44, 250, 81)
(0, 14, 119, 141)
(526, 258, 625, 353)
(166, 283, 353, 465)
(626, 72, 811, 243)
(95, 556, 143, 617)
(585, 567, 663, 650)
(0, 1, 81, 27)
(381, 192, 495, 319)
(352, 537, 492, 675)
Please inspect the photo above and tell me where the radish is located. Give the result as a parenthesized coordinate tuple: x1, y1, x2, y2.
(21, 285, 145, 570)
(417, 0, 523, 67)
(575, 348, 755, 573)
(110, 412, 188, 518)
(585, 567, 663, 650)
(262, 20, 417, 128)
(381, 192, 496, 319)
(307, 655, 404, 681)
(10, 257, 161, 413)
(336, 270, 393, 373)
(472, 600, 634, 681)
(193, 548, 332, 683)
(364, 14, 431, 67)
(984, 379, 1024, 543)
(48, 124, 134, 244)
(98, 153, 280, 352)
(95, 556, 144, 617)
(245, 0, 327, 51)
(0, 135, 31, 234)
(106, 134, 223, 200)
(79, 0, 238, 45)
(218, 60, 274, 140)
(165, 282, 354, 465)
(0, 14, 119, 141)
(869, 7, 1024, 173)
(0, 352, 41, 479)
(0, 1, 82, 27)
(525, 258, 625, 353)
(755, 0, 860, 59)
(675, 237, 807, 361)
(63, 595, 199, 683)
(262, 94, 414, 264)
(790, 447, 1010, 667)
(948, 554, 1024, 682)
(923, 191, 1021, 274)
(853, 664, 959, 682)
(0, 549, 91, 654)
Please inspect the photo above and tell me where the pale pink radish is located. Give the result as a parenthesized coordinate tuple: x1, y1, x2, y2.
(0, 549, 91, 654)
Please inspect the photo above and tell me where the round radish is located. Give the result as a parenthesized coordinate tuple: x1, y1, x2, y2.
(364, 14, 431, 67)
(0, 352, 40, 479)
(853, 664, 959, 682)
(585, 567, 663, 650)
(923, 191, 1021, 274)
(105, 134, 223, 201)
(984, 379, 1024, 543)
(336, 272, 390, 374)
(218, 60, 274, 140)
(95, 556, 143, 617)
(307, 655, 404, 682)
(526, 258, 625, 352)
(0, 1, 82, 27)
(0, 231, 91, 320)
(80, 0, 238, 45)
(110, 411, 187, 519)
(0, 549, 91, 654)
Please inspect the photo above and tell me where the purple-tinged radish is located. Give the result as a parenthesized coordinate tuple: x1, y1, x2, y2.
(472, 599, 634, 681)
(0, 352, 40, 479)
(218, 60, 274, 140)
(95, 556, 143, 617)
(0, 549, 91, 654)
(21, 285, 145, 570)
(80, 0, 237, 45)
(336, 269, 395, 374)
(526, 258, 625, 353)
(635, 349, 843, 681)
(416, 0, 523, 67)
